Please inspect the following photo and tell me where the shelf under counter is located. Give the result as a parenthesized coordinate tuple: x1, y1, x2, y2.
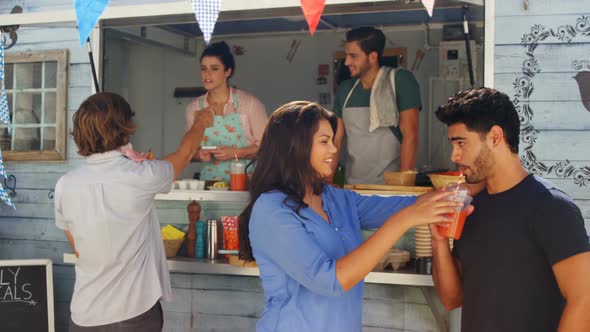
(155, 190, 250, 202)
(63, 253, 433, 286)
(155, 188, 418, 203)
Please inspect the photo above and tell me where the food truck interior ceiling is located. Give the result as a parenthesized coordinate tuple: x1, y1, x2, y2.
(101, 1, 484, 34)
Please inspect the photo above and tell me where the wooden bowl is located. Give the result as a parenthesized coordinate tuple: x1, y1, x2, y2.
(384, 171, 417, 186)
(427, 172, 465, 189)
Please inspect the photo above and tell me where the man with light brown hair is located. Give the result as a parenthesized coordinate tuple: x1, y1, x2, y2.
(54, 92, 213, 331)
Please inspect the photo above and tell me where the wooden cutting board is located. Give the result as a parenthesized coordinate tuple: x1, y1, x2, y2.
(344, 184, 433, 194)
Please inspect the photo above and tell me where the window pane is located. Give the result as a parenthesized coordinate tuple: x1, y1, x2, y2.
(0, 128, 11, 151)
(13, 127, 40, 151)
(43, 127, 56, 151)
(15, 62, 43, 89)
(4, 63, 13, 89)
(44, 61, 57, 88)
(43, 92, 57, 123)
(14, 93, 42, 125)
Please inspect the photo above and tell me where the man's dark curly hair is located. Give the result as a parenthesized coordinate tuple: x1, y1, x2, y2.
(435, 87, 521, 154)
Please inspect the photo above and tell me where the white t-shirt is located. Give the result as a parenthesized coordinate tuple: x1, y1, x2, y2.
(55, 150, 174, 326)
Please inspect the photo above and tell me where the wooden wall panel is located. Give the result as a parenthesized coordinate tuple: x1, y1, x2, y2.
(495, 72, 587, 102)
(495, 43, 590, 74)
(496, 0, 590, 17)
(496, 14, 590, 45)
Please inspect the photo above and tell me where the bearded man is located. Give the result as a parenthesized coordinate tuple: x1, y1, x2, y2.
(332, 27, 421, 184)
(431, 87, 590, 332)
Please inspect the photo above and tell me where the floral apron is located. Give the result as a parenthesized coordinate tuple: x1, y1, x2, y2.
(199, 93, 249, 182)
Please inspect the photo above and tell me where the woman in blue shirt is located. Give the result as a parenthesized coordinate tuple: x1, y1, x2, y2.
(238, 101, 460, 332)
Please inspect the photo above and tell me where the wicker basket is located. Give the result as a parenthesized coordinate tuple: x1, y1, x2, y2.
(163, 238, 185, 258)
(428, 172, 465, 189)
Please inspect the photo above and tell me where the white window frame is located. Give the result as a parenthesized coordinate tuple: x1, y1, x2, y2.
(3, 49, 69, 161)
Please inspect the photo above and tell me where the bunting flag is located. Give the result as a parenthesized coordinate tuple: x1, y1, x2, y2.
(422, 0, 435, 17)
(191, 0, 223, 45)
(300, 0, 326, 36)
(74, 0, 110, 46)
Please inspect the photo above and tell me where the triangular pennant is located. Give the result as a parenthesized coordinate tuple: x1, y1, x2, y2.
(422, 0, 435, 17)
(74, 0, 110, 46)
(300, 0, 326, 36)
(191, 0, 223, 45)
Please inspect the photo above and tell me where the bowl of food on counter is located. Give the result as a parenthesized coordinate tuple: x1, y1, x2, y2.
(384, 170, 418, 186)
(207, 181, 230, 191)
(427, 171, 465, 189)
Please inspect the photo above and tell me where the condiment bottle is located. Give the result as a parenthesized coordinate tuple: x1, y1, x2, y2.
(186, 200, 201, 258)
(230, 158, 247, 191)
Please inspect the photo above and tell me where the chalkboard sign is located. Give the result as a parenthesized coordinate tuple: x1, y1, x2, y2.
(0, 259, 54, 332)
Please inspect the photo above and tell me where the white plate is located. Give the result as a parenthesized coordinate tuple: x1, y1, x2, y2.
(208, 186, 229, 191)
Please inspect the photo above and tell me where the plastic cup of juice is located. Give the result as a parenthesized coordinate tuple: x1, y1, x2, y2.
(437, 185, 473, 240)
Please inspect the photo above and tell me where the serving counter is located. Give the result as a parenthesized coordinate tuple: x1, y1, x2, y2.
(64, 188, 455, 332)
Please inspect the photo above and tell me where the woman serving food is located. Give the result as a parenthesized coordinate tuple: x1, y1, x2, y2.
(185, 41, 268, 182)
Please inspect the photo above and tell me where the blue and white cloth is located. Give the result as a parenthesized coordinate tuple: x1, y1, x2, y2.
(0, 33, 16, 209)
(191, 0, 222, 45)
(0, 33, 12, 128)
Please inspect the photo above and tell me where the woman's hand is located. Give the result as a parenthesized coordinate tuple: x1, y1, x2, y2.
(211, 145, 237, 161)
(194, 108, 215, 128)
(199, 148, 212, 162)
(430, 204, 474, 242)
(401, 190, 461, 228)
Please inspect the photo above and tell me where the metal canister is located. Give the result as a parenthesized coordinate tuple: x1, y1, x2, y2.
(206, 220, 219, 260)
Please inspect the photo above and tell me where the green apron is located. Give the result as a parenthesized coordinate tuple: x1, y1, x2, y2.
(198, 93, 249, 182)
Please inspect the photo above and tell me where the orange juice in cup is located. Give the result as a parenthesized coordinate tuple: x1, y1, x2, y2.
(437, 185, 473, 240)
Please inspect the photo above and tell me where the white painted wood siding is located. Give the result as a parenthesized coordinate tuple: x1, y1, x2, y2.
(493, 0, 590, 235)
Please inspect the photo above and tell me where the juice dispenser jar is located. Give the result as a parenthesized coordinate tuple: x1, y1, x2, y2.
(230, 158, 247, 191)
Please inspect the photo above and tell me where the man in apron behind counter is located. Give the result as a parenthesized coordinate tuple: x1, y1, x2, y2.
(333, 27, 422, 185)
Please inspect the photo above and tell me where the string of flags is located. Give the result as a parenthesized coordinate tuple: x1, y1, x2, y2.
(0, 33, 16, 209)
(72, 0, 347, 46)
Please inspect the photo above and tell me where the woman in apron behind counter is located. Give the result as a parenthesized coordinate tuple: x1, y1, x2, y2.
(185, 41, 268, 182)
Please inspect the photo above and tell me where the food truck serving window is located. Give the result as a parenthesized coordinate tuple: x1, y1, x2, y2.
(2, 49, 68, 161)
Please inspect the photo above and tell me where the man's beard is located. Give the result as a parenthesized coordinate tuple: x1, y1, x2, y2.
(351, 59, 371, 78)
(465, 144, 495, 184)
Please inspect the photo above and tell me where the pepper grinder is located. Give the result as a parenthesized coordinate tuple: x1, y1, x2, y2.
(186, 200, 201, 258)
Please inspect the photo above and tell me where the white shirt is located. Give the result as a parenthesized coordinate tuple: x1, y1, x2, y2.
(55, 150, 173, 326)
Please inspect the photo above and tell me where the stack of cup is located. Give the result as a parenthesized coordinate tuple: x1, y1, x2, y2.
(415, 225, 433, 258)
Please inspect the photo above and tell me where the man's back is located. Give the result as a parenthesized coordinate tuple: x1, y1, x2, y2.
(453, 175, 590, 332)
(55, 151, 174, 326)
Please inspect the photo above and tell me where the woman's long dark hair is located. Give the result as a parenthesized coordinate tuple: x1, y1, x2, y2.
(238, 101, 337, 261)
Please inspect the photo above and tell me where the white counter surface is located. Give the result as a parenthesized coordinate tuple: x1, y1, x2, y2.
(63, 253, 433, 286)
